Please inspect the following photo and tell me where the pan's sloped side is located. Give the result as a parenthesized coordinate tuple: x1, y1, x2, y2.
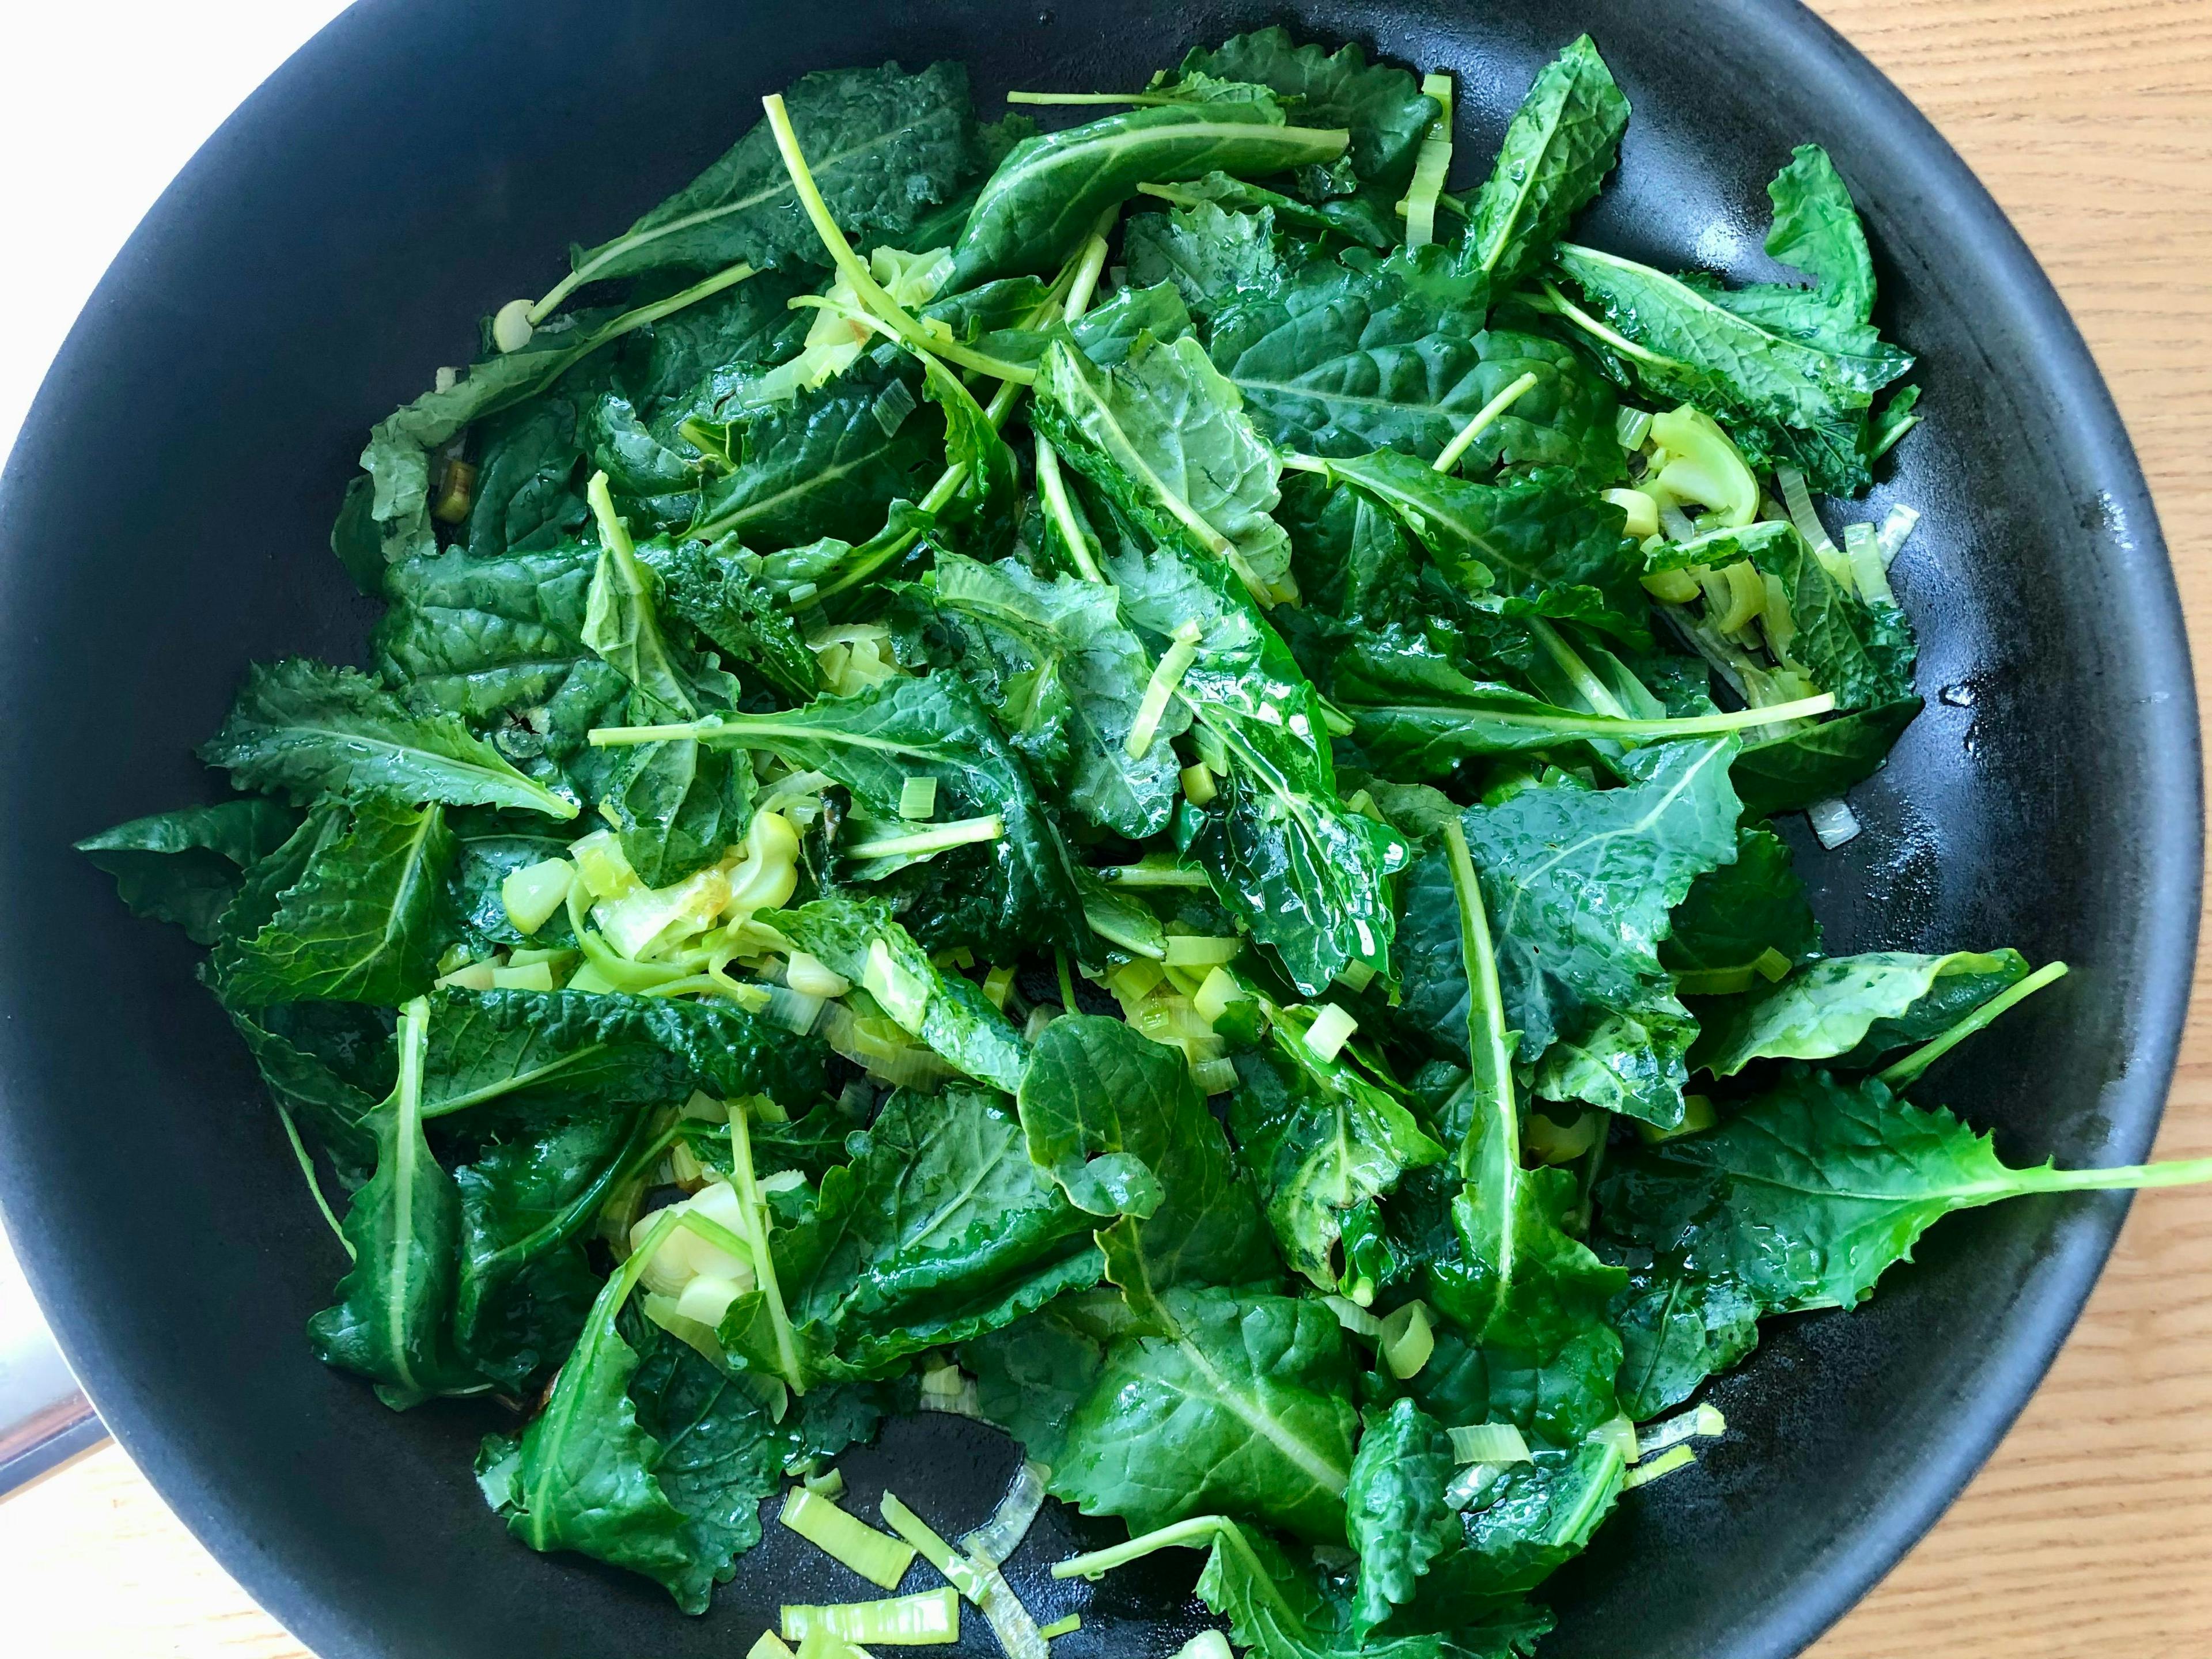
(0, 3, 2194, 1658)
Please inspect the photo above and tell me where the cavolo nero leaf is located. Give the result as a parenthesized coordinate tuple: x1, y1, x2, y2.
(1731, 696, 1921, 816)
(1312, 450, 1646, 644)
(1344, 1399, 1460, 1634)
(308, 1001, 484, 1410)
(1124, 202, 1298, 321)
(1461, 35, 1629, 294)
(1692, 948, 2029, 1077)
(1032, 332, 1294, 597)
(77, 798, 302, 945)
(952, 100, 1350, 286)
(199, 658, 577, 820)
(669, 673, 1088, 960)
(453, 1109, 654, 1389)
(1018, 1017, 1275, 1324)
(1050, 1285, 1359, 1543)
(1738, 522, 1916, 712)
(1403, 738, 1743, 1126)
(1177, 28, 1440, 195)
(641, 535, 819, 704)
(373, 542, 603, 721)
(210, 798, 456, 1007)
(766, 896, 1027, 1092)
(1229, 1015, 1445, 1289)
(921, 551, 1182, 839)
(717, 1086, 1101, 1387)
(1660, 823, 1822, 994)
(1210, 261, 1623, 480)
(1109, 539, 1407, 994)
(555, 61, 981, 298)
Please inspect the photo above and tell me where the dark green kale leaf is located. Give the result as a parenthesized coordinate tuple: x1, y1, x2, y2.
(1109, 540, 1407, 994)
(1139, 171, 1400, 251)
(767, 896, 1026, 1092)
(1049, 1285, 1359, 1542)
(209, 799, 456, 1007)
(920, 551, 1181, 839)
(1738, 524, 1916, 713)
(438, 987, 829, 1111)
(1660, 823, 1822, 995)
(689, 349, 944, 548)
(374, 542, 603, 723)
(1124, 202, 1300, 321)
(453, 1109, 655, 1389)
(76, 799, 301, 945)
(641, 536, 819, 705)
(1344, 1399, 1460, 1634)
(662, 673, 1088, 961)
(1018, 1016, 1276, 1323)
(478, 1225, 782, 1613)
(1692, 948, 2029, 1077)
(555, 62, 981, 297)
(199, 658, 577, 820)
(1229, 1016, 1445, 1289)
(717, 1086, 1101, 1387)
(458, 393, 591, 561)
(1402, 1437, 1627, 1619)
(961, 1294, 1118, 1468)
(1210, 267, 1554, 465)
(951, 100, 1350, 286)
(1552, 146, 1913, 494)
(1605, 1262, 1761, 1422)
(1402, 740, 1742, 1126)
(309, 1001, 486, 1409)
(1460, 35, 1629, 295)
(1032, 332, 1294, 597)
(1311, 450, 1645, 645)
(1177, 28, 1440, 196)
(226, 1002, 388, 1188)
(1730, 696, 1921, 816)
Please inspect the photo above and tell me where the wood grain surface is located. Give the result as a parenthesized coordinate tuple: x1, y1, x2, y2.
(7, 1, 2211, 1654)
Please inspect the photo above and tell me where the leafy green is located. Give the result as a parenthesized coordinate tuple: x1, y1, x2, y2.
(1229, 1018, 1445, 1287)
(77, 799, 301, 945)
(921, 551, 1181, 839)
(1018, 1016, 1272, 1323)
(1050, 1286, 1359, 1541)
(767, 897, 1026, 1091)
(1694, 948, 2029, 1076)
(1109, 540, 1407, 994)
(718, 1086, 1100, 1386)
(1731, 696, 1921, 815)
(642, 535, 819, 704)
(952, 100, 1350, 286)
(1032, 332, 1294, 596)
(554, 62, 980, 297)
(1344, 1399, 1459, 1634)
(661, 674, 1088, 960)
(1177, 28, 1438, 195)
(479, 1220, 782, 1612)
(1125, 202, 1297, 320)
(1311, 450, 1645, 643)
(1740, 524, 1916, 712)
(1660, 822, 1822, 995)
(1552, 147, 1913, 494)
(210, 799, 455, 1006)
(308, 1002, 484, 1408)
(199, 659, 577, 819)
(1462, 36, 1629, 294)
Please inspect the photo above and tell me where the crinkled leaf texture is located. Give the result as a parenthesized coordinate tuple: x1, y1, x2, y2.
(1693, 948, 2028, 1077)
(718, 1086, 1101, 1387)
(76, 798, 301, 945)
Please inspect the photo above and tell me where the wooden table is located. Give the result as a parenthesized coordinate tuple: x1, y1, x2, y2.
(7, 1, 2211, 1654)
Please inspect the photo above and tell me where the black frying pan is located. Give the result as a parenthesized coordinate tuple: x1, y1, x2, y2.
(0, 2, 2196, 1656)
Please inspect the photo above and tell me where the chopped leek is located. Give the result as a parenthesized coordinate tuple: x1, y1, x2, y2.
(897, 775, 939, 820)
(782, 1586, 959, 1645)
(1323, 1294, 1382, 1338)
(1037, 1615, 1081, 1641)
(1807, 796, 1862, 849)
(750, 1631, 801, 1659)
(779, 1488, 918, 1590)
(1399, 70, 1455, 249)
(501, 857, 574, 935)
(806, 1467, 849, 1501)
(1447, 1422, 1532, 1465)
(1179, 762, 1218, 806)
(863, 939, 931, 1033)
(1302, 1003, 1359, 1063)
(1877, 503, 1922, 566)
(1378, 1300, 1434, 1378)
(1175, 1635, 1235, 1659)
(1162, 934, 1243, 968)
(960, 1461, 1050, 1565)
(879, 1493, 988, 1600)
(1622, 1443, 1697, 1489)
(1843, 520, 1895, 605)
(1127, 620, 1203, 760)
(1637, 1403, 1728, 1460)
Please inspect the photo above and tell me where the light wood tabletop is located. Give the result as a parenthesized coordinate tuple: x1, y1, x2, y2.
(7, 1, 2211, 1654)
